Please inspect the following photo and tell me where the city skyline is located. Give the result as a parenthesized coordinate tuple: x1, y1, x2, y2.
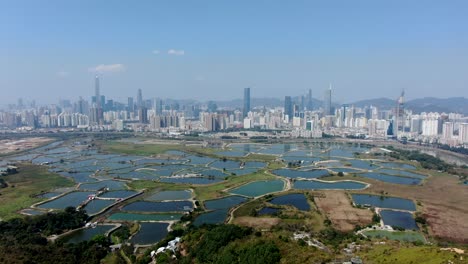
(2, 1, 468, 105)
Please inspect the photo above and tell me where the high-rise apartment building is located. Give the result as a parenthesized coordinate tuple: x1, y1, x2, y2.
(323, 84, 332, 116)
(284, 96, 293, 121)
(243, 88, 250, 118)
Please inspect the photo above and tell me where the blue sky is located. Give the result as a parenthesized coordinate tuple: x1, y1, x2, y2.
(1, 0, 467, 105)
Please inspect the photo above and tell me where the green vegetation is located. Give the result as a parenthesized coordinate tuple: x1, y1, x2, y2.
(180, 225, 281, 264)
(0, 163, 74, 220)
(361, 244, 464, 264)
(363, 230, 426, 243)
(387, 147, 452, 172)
(0, 207, 109, 264)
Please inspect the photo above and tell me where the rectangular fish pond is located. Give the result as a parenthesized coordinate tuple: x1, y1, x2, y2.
(108, 213, 183, 221)
(62, 224, 116, 244)
(380, 210, 418, 230)
(352, 194, 416, 211)
(229, 180, 285, 197)
(130, 222, 169, 245)
(293, 180, 367, 190)
(122, 201, 193, 213)
(268, 193, 310, 211)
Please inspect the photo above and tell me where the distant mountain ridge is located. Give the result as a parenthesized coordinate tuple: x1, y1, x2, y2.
(211, 97, 468, 115)
(349, 97, 468, 114)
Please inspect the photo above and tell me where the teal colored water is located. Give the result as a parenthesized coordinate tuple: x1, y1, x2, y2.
(130, 222, 169, 245)
(37, 191, 94, 209)
(210, 160, 243, 169)
(352, 194, 416, 211)
(83, 199, 115, 215)
(204, 196, 247, 210)
(294, 180, 366, 190)
(160, 177, 223, 185)
(272, 169, 328, 179)
(99, 190, 139, 199)
(146, 190, 192, 201)
(230, 180, 284, 197)
(122, 201, 193, 212)
(108, 213, 183, 221)
(347, 160, 377, 170)
(79, 180, 127, 191)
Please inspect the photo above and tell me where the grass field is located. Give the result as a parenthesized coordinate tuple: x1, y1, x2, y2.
(363, 230, 426, 243)
(360, 244, 466, 264)
(0, 163, 74, 220)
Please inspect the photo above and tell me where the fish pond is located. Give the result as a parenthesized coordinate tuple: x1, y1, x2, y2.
(272, 169, 329, 179)
(130, 222, 169, 245)
(294, 180, 367, 190)
(63, 225, 115, 244)
(230, 180, 285, 197)
(122, 201, 193, 213)
(352, 194, 416, 211)
(37, 191, 94, 210)
(380, 210, 418, 230)
(108, 213, 183, 221)
(145, 190, 192, 201)
(268, 193, 310, 211)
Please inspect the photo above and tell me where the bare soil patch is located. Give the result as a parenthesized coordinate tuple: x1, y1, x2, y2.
(0, 137, 52, 154)
(314, 191, 373, 232)
(233, 216, 280, 229)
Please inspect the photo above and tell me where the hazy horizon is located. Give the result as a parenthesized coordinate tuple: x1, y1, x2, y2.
(2, 1, 468, 105)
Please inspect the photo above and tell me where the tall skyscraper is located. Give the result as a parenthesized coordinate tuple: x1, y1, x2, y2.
(393, 90, 405, 137)
(284, 96, 293, 121)
(243, 87, 251, 118)
(323, 84, 332, 116)
(94, 76, 100, 108)
(137, 89, 143, 108)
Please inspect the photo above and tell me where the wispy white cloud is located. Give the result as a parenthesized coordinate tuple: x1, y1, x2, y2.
(167, 49, 185, 56)
(152, 50, 160, 55)
(88, 64, 126, 73)
(57, 71, 69, 77)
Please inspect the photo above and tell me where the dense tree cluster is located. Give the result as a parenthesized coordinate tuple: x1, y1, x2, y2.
(387, 147, 452, 171)
(0, 207, 109, 264)
(177, 225, 281, 264)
